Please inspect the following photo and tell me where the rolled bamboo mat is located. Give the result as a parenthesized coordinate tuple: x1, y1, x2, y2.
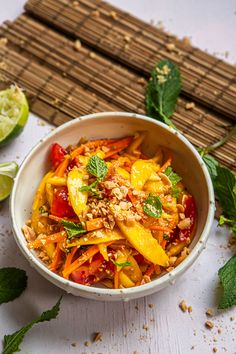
(0, 17, 235, 171)
(25, 0, 236, 121)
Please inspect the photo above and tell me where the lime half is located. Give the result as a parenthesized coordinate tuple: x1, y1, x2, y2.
(0, 162, 18, 201)
(0, 86, 29, 146)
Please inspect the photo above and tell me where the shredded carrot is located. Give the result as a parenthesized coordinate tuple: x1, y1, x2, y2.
(86, 217, 104, 232)
(105, 137, 133, 159)
(63, 246, 78, 279)
(48, 214, 80, 223)
(50, 243, 63, 272)
(144, 264, 155, 277)
(161, 240, 167, 249)
(71, 139, 118, 158)
(154, 264, 161, 275)
(28, 231, 66, 249)
(62, 245, 99, 278)
(55, 157, 69, 177)
(114, 267, 119, 289)
(149, 225, 172, 232)
(159, 155, 172, 173)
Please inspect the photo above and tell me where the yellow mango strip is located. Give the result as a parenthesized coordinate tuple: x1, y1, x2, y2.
(131, 160, 158, 190)
(44, 243, 56, 260)
(45, 183, 53, 207)
(123, 255, 142, 283)
(127, 131, 146, 155)
(47, 176, 67, 186)
(62, 245, 99, 278)
(67, 228, 124, 247)
(116, 167, 130, 180)
(28, 231, 66, 249)
(67, 168, 88, 219)
(144, 180, 166, 194)
(98, 243, 109, 261)
(116, 220, 169, 267)
(119, 271, 135, 288)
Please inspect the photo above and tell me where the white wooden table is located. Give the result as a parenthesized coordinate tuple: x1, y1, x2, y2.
(0, 1, 236, 353)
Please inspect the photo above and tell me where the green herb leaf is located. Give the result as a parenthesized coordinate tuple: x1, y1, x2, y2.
(201, 154, 219, 181)
(61, 220, 86, 239)
(218, 215, 234, 226)
(164, 166, 182, 198)
(0, 268, 27, 305)
(218, 255, 236, 309)
(143, 193, 162, 218)
(111, 260, 132, 268)
(2, 297, 62, 354)
(145, 60, 181, 128)
(214, 165, 236, 220)
(86, 155, 108, 181)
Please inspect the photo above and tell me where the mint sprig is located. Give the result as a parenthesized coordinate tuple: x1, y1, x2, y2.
(218, 255, 236, 309)
(145, 60, 181, 128)
(143, 193, 162, 218)
(80, 155, 108, 195)
(2, 297, 62, 354)
(0, 268, 27, 305)
(164, 166, 182, 198)
(111, 260, 132, 268)
(61, 219, 86, 239)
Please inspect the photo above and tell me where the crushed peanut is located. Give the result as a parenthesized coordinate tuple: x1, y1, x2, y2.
(91, 10, 100, 17)
(93, 332, 103, 342)
(109, 11, 118, 20)
(179, 300, 188, 312)
(185, 102, 195, 110)
(206, 308, 214, 317)
(166, 43, 176, 52)
(74, 39, 82, 51)
(205, 320, 214, 329)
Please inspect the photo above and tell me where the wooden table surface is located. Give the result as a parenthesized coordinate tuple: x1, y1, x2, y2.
(0, 1, 236, 353)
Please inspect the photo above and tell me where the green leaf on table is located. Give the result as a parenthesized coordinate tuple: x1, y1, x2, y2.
(143, 193, 162, 218)
(218, 255, 236, 309)
(145, 59, 181, 128)
(62, 220, 86, 239)
(2, 297, 62, 354)
(201, 154, 219, 181)
(86, 155, 108, 181)
(214, 165, 236, 220)
(0, 268, 27, 305)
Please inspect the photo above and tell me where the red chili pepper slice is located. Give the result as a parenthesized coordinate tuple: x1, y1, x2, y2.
(51, 143, 67, 169)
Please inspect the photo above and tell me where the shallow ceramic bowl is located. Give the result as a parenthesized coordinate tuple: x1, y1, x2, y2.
(10, 112, 215, 301)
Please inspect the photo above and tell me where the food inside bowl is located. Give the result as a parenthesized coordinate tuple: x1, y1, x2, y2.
(22, 132, 196, 289)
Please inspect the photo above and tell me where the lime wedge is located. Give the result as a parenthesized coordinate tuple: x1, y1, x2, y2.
(0, 86, 29, 146)
(0, 162, 18, 201)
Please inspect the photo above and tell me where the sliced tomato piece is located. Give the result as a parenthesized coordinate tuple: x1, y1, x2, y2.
(51, 143, 66, 169)
(51, 186, 76, 218)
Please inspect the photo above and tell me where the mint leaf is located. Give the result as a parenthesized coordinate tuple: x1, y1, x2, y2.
(164, 166, 182, 198)
(0, 268, 27, 304)
(79, 180, 100, 196)
(218, 255, 236, 309)
(145, 60, 181, 128)
(2, 297, 62, 354)
(86, 155, 108, 181)
(111, 260, 132, 268)
(214, 166, 236, 220)
(62, 220, 86, 239)
(201, 154, 219, 181)
(143, 193, 162, 218)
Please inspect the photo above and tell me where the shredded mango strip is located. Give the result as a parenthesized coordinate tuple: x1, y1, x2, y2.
(23, 134, 196, 289)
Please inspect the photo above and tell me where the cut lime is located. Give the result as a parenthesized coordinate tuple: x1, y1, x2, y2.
(0, 86, 29, 146)
(0, 162, 18, 201)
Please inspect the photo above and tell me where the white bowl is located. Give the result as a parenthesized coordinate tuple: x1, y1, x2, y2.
(10, 112, 215, 301)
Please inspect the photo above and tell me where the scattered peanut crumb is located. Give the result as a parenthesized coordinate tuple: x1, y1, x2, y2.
(148, 303, 155, 309)
(230, 316, 234, 321)
(84, 341, 90, 347)
(37, 119, 46, 126)
(217, 328, 222, 334)
(166, 43, 176, 51)
(206, 308, 214, 317)
(71, 342, 77, 347)
(179, 300, 188, 312)
(205, 320, 214, 329)
(89, 52, 96, 59)
(93, 332, 102, 342)
(0, 38, 8, 46)
(188, 306, 193, 313)
(124, 35, 131, 43)
(213, 348, 217, 353)
(109, 11, 118, 20)
(143, 324, 149, 331)
(137, 77, 146, 85)
(182, 36, 192, 47)
(185, 102, 195, 110)
(74, 39, 82, 51)
(73, 0, 79, 7)
(134, 351, 139, 354)
(91, 10, 100, 17)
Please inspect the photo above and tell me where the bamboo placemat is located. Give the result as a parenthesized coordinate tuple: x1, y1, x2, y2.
(25, 0, 236, 121)
(0, 0, 235, 172)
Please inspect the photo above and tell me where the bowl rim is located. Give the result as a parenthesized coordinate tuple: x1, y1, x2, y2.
(10, 112, 215, 297)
